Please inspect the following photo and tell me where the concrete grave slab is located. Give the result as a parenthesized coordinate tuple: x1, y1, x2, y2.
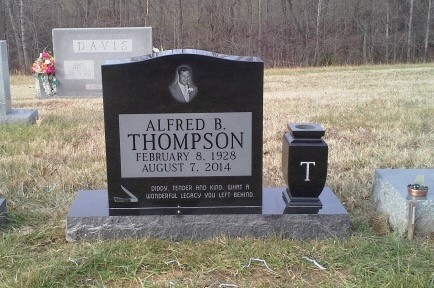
(372, 169, 434, 237)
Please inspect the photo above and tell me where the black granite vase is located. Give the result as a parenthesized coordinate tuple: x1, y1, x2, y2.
(281, 123, 328, 213)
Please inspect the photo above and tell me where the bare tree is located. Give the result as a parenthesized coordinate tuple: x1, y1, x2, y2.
(19, 0, 31, 71)
(2, 0, 434, 70)
(258, 0, 262, 55)
(0, 1, 6, 40)
(424, 0, 433, 62)
(5, 0, 25, 71)
(385, 0, 390, 62)
(143, 0, 149, 27)
(157, 1, 166, 49)
(314, 0, 323, 63)
(178, 0, 183, 47)
(407, 0, 414, 62)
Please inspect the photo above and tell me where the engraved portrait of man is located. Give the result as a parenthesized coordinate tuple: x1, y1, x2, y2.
(169, 65, 198, 103)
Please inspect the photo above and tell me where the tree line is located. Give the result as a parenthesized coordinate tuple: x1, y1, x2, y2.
(1, 0, 433, 72)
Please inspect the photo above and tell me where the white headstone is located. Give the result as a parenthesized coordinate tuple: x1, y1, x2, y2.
(0, 41, 11, 116)
(0, 40, 38, 124)
(52, 27, 153, 98)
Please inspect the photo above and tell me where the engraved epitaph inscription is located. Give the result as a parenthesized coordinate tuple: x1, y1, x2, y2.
(64, 60, 95, 80)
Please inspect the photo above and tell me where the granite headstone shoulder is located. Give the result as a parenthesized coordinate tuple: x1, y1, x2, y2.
(102, 49, 264, 215)
(52, 27, 152, 98)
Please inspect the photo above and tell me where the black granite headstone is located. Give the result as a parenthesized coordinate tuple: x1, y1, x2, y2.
(102, 49, 263, 215)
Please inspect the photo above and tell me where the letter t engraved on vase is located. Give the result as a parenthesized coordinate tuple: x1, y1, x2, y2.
(300, 162, 316, 181)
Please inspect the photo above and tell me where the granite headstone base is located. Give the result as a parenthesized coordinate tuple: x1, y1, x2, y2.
(66, 188, 350, 242)
(0, 109, 38, 124)
(372, 169, 434, 237)
(0, 198, 7, 226)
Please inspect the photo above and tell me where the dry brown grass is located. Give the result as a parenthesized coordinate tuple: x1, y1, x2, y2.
(4, 64, 434, 228)
(263, 64, 434, 224)
(2, 76, 106, 227)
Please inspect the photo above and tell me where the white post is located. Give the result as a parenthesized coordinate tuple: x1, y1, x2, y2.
(0, 40, 12, 116)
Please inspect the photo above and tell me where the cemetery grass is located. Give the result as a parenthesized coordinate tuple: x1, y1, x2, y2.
(0, 64, 433, 287)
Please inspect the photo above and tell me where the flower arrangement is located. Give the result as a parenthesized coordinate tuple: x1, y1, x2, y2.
(31, 50, 58, 96)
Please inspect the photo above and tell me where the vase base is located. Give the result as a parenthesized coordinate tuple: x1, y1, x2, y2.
(282, 189, 323, 214)
(35, 77, 56, 98)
